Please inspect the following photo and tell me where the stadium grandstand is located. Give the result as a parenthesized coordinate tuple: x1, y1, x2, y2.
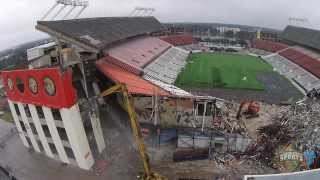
(4, 6, 320, 179)
(282, 25, 320, 50)
(35, 17, 320, 101)
(36, 17, 166, 52)
(250, 25, 320, 94)
(27, 16, 320, 104)
(4, 0, 320, 180)
(143, 47, 189, 84)
(103, 36, 171, 75)
(159, 34, 196, 46)
(36, 16, 195, 99)
(251, 39, 288, 52)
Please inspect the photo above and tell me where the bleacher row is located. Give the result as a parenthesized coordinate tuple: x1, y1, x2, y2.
(252, 39, 320, 92)
(104, 37, 171, 75)
(143, 47, 189, 84)
(143, 75, 192, 97)
(179, 44, 202, 52)
(248, 48, 271, 56)
(279, 49, 320, 78)
(251, 39, 288, 53)
(160, 34, 195, 46)
(293, 46, 320, 60)
(263, 54, 320, 92)
(101, 36, 192, 97)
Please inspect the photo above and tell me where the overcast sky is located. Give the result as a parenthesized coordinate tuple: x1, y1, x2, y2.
(1, 0, 320, 51)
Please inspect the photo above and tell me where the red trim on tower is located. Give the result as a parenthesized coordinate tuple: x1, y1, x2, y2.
(1, 67, 76, 109)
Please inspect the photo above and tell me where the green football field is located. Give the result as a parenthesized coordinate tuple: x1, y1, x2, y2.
(175, 53, 273, 90)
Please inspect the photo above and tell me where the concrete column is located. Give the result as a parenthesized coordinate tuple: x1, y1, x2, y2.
(92, 82, 105, 105)
(28, 104, 54, 158)
(60, 104, 94, 170)
(7, 100, 29, 147)
(201, 102, 207, 132)
(17, 103, 40, 152)
(89, 111, 106, 153)
(42, 106, 70, 164)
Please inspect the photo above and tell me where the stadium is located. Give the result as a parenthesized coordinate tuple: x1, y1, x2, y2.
(1, 1, 320, 180)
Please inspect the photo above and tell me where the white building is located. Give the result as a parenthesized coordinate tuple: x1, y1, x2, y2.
(216, 26, 241, 34)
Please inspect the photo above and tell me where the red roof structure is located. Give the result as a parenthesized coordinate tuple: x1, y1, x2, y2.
(95, 60, 169, 96)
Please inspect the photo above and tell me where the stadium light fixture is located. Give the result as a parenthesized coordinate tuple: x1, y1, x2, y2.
(130, 7, 155, 17)
(56, 0, 89, 7)
(41, 0, 89, 21)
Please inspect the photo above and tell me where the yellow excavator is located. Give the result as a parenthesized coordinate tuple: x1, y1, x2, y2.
(99, 84, 167, 180)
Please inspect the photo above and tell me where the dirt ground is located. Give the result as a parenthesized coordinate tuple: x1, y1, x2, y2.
(244, 103, 279, 139)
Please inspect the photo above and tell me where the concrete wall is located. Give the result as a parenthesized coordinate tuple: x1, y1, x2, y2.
(133, 96, 217, 128)
(244, 169, 320, 180)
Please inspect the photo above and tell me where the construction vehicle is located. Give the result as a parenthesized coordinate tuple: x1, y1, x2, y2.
(236, 101, 260, 119)
(99, 84, 167, 180)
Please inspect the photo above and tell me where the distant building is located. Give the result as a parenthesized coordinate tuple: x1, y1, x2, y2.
(216, 26, 241, 34)
(27, 42, 58, 69)
(256, 29, 280, 41)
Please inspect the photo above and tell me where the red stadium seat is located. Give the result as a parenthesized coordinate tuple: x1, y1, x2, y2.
(160, 34, 196, 46)
(252, 39, 288, 52)
(280, 48, 320, 78)
(103, 37, 171, 75)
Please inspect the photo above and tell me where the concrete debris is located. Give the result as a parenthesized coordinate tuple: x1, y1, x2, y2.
(247, 123, 292, 167)
(214, 101, 248, 134)
(174, 99, 320, 174)
(272, 100, 320, 149)
(211, 152, 235, 168)
(243, 100, 320, 170)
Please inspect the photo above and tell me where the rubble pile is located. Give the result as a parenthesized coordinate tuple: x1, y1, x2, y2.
(273, 101, 320, 149)
(214, 101, 248, 134)
(245, 100, 320, 168)
(157, 99, 320, 175)
(250, 123, 292, 167)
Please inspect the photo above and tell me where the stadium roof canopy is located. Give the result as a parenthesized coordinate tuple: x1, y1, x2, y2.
(36, 16, 165, 52)
(95, 60, 170, 96)
(282, 25, 320, 51)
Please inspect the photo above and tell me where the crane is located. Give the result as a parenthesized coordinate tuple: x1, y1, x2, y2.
(99, 84, 167, 180)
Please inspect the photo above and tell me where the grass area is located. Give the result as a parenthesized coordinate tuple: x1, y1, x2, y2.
(175, 53, 273, 90)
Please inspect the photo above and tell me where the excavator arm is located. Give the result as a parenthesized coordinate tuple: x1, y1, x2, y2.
(99, 83, 166, 180)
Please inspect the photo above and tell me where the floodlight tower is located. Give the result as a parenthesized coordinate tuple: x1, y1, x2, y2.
(129, 7, 155, 17)
(41, 0, 89, 21)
